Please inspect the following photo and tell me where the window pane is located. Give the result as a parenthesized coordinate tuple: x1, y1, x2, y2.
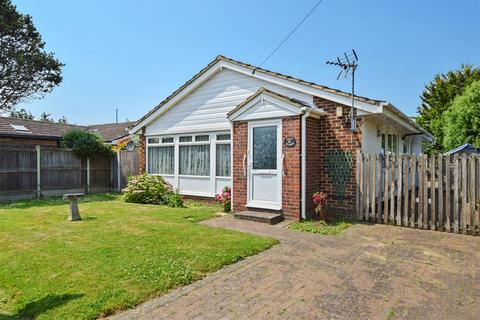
(392, 135, 397, 153)
(253, 126, 277, 170)
(148, 146, 174, 174)
(216, 144, 231, 176)
(162, 137, 173, 143)
(195, 135, 209, 142)
(381, 134, 385, 153)
(148, 137, 159, 144)
(179, 136, 192, 142)
(216, 134, 231, 141)
(387, 134, 393, 153)
(179, 145, 210, 176)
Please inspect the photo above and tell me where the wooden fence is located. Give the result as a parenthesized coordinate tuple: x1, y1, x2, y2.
(0, 146, 139, 201)
(356, 152, 480, 236)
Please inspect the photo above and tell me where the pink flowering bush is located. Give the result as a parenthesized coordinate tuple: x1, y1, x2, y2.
(215, 186, 231, 212)
(312, 191, 328, 220)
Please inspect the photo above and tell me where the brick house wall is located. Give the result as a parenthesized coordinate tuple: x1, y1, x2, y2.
(232, 116, 302, 220)
(138, 128, 146, 174)
(305, 117, 321, 218)
(314, 96, 362, 219)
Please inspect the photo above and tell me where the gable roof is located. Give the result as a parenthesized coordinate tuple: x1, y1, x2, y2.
(130, 55, 387, 133)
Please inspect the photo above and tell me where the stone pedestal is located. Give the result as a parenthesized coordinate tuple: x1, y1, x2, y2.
(63, 193, 84, 221)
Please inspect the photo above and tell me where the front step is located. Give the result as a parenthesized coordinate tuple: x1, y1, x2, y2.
(233, 211, 284, 225)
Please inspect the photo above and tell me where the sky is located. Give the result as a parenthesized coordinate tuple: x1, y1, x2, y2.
(11, 0, 480, 125)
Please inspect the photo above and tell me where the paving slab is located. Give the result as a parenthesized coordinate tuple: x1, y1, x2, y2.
(108, 216, 480, 320)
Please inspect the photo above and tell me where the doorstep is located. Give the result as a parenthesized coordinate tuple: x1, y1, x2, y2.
(233, 211, 284, 225)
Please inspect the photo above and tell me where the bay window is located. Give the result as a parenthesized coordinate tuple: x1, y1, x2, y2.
(146, 132, 231, 196)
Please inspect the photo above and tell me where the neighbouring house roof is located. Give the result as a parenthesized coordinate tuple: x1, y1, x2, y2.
(445, 143, 480, 155)
(87, 122, 134, 143)
(130, 54, 432, 140)
(0, 117, 86, 140)
(0, 117, 134, 143)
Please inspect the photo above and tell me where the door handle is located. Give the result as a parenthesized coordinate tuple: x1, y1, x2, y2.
(282, 154, 286, 176)
(243, 154, 247, 176)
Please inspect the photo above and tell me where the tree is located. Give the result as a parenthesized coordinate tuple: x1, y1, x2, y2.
(39, 112, 53, 122)
(58, 115, 68, 124)
(9, 108, 33, 119)
(0, 0, 63, 111)
(416, 64, 480, 153)
(62, 130, 113, 158)
(443, 81, 480, 150)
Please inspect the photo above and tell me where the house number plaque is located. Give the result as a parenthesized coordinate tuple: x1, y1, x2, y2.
(284, 137, 296, 147)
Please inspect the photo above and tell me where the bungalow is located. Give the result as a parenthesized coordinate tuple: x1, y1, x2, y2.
(130, 55, 432, 220)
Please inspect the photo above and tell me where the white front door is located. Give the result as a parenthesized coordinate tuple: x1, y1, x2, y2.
(247, 120, 282, 210)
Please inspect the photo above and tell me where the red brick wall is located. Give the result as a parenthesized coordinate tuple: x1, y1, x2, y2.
(138, 128, 146, 174)
(232, 116, 302, 220)
(281, 116, 301, 219)
(314, 97, 362, 218)
(232, 121, 248, 212)
(305, 117, 321, 218)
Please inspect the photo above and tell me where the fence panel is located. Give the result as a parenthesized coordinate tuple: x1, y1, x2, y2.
(0, 147, 114, 201)
(40, 149, 85, 191)
(357, 153, 479, 236)
(0, 148, 37, 197)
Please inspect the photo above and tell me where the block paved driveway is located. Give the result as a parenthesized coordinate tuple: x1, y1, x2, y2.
(109, 216, 480, 320)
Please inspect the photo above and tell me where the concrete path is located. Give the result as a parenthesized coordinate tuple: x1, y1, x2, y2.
(109, 216, 480, 320)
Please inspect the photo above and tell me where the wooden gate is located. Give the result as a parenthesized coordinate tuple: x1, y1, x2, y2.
(356, 152, 479, 236)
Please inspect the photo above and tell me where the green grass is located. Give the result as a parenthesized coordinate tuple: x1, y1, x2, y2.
(288, 219, 352, 235)
(0, 194, 278, 319)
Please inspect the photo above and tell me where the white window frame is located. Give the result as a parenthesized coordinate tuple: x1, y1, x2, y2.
(146, 135, 175, 176)
(215, 132, 231, 178)
(145, 131, 232, 197)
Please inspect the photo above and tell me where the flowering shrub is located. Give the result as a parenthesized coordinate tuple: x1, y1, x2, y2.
(312, 191, 328, 220)
(215, 186, 231, 212)
(123, 174, 183, 207)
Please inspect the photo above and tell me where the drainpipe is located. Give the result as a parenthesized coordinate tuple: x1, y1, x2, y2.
(301, 108, 308, 220)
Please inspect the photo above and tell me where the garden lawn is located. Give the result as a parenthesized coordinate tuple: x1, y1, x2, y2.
(0, 194, 277, 320)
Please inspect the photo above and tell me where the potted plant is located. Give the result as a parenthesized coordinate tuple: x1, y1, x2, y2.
(312, 191, 328, 220)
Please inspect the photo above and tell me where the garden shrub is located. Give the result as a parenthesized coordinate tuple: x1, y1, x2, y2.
(123, 174, 183, 207)
(62, 129, 113, 158)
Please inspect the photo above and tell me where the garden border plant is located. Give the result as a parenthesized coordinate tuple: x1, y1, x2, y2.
(123, 174, 183, 207)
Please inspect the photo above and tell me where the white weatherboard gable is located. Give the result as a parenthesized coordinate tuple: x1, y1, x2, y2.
(229, 94, 303, 122)
(145, 68, 312, 135)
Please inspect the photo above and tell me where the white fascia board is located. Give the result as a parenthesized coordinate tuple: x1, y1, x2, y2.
(222, 62, 381, 113)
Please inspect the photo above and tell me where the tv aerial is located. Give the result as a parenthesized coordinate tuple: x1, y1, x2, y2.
(326, 49, 358, 132)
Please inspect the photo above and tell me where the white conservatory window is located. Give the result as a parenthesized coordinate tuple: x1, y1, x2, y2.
(147, 137, 174, 175)
(216, 133, 231, 177)
(179, 144, 210, 176)
(146, 132, 232, 196)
